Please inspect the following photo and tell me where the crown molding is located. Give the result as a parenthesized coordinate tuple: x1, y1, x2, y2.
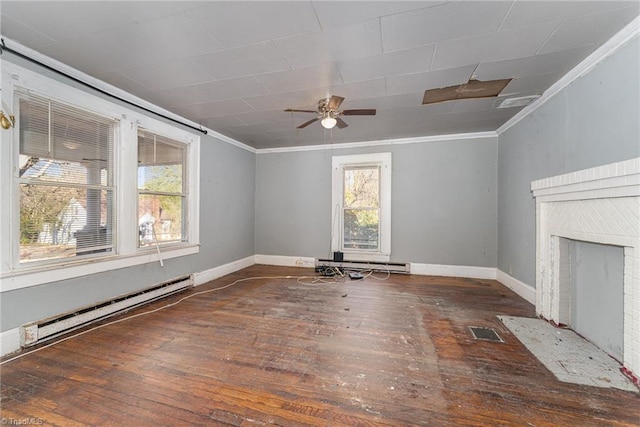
(207, 129, 257, 153)
(497, 16, 640, 136)
(256, 131, 497, 154)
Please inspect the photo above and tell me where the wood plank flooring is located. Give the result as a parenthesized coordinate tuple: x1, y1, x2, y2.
(1, 265, 639, 426)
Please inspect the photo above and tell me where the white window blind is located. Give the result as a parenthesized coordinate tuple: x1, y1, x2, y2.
(16, 89, 116, 263)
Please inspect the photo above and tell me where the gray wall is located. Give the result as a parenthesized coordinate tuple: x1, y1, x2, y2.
(570, 240, 624, 360)
(0, 54, 256, 331)
(497, 36, 640, 286)
(256, 137, 498, 267)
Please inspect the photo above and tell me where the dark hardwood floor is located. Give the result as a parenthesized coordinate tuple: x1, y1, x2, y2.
(1, 265, 639, 426)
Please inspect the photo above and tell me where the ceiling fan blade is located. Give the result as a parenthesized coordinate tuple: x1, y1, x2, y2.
(342, 109, 376, 116)
(328, 95, 345, 110)
(284, 108, 317, 113)
(297, 117, 319, 129)
(335, 117, 348, 129)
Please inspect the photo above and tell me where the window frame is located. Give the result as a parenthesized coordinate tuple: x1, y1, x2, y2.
(0, 61, 200, 293)
(331, 152, 391, 262)
(136, 127, 190, 250)
(15, 89, 118, 264)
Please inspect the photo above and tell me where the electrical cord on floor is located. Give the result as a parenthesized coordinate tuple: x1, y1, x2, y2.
(0, 275, 295, 366)
(0, 269, 391, 366)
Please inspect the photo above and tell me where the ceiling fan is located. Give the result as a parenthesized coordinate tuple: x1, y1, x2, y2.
(285, 95, 376, 130)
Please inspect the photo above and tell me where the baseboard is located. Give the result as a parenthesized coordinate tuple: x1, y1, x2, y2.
(1, 327, 21, 357)
(255, 254, 316, 268)
(256, 256, 497, 279)
(410, 263, 497, 280)
(496, 269, 536, 305)
(193, 255, 256, 286)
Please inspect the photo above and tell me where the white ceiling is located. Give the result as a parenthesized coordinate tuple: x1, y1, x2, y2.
(1, 1, 638, 149)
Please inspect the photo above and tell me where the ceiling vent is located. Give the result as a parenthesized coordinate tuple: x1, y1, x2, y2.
(497, 95, 541, 109)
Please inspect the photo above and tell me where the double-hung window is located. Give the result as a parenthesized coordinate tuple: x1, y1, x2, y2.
(1, 61, 200, 291)
(331, 153, 391, 262)
(16, 89, 116, 264)
(137, 129, 188, 248)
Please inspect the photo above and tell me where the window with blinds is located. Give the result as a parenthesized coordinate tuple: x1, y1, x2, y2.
(16, 90, 116, 263)
(137, 128, 187, 248)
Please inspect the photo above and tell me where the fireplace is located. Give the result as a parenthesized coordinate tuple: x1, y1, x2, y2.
(531, 157, 640, 386)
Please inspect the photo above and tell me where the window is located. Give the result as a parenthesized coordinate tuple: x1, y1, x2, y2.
(137, 129, 187, 248)
(1, 61, 200, 291)
(16, 90, 116, 264)
(332, 153, 391, 262)
(343, 166, 380, 250)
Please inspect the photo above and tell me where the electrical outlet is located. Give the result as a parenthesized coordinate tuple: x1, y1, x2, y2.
(295, 259, 314, 267)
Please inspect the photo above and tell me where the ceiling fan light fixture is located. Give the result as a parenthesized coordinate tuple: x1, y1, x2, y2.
(285, 95, 374, 130)
(321, 115, 337, 129)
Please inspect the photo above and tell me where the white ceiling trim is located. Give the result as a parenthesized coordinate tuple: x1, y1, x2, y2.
(4, 11, 636, 156)
(256, 131, 497, 154)
(203, 128, 257, 153)
(496, 16, 640, 136)
(0, 36, 492, 156)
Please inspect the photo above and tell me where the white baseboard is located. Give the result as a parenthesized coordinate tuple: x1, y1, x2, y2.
(193, 255, 256, 286)
(255, 254, 316, 268)
(256, 256, 497, 279)
(496, 269, 536, 304)
(410, 263, 497, 280)
(1, 327, 21, 357)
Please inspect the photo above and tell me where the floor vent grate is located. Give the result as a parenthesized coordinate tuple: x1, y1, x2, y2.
(469, 326, 504, 343)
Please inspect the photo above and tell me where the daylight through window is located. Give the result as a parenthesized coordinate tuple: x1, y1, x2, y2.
(16, 90, 116, 263)
(332, 152, 391, 262)
(343, 166, 380, 251)
(137, 129, 187, 248)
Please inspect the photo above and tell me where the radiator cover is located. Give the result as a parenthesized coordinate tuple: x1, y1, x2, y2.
(21, 275, 193, 347)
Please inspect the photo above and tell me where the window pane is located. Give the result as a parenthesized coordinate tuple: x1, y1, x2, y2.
(343, 208, 379, 250)
(344, 167, 379, 208)
(138, 164, 183, 192)
(137, 130, 184, 192)
(18, 94, 114, 184)
(17, 90, 116, 264)
(20, 185, 114, 262)
(137, 128, 187, 249)
(19, 157, 109, 185)
(138, 194, 185, 246)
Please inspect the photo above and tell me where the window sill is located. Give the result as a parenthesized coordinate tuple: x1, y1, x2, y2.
(0, 244, 199, 292)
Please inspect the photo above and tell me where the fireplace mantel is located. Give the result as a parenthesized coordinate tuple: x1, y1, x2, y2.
(531, 157, 640, 386)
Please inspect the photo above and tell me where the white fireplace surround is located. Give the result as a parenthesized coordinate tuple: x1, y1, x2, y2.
(532, 157, 640, 385)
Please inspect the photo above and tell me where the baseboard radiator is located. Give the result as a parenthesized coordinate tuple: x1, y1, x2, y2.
(21, 275, 193, 347)
(315, 258, 410, 274)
